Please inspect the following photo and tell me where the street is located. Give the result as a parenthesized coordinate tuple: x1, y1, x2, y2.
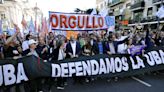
(51, 74, 164, 92)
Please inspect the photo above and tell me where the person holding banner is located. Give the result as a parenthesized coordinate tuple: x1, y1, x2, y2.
(66, 36, 81, 58)
(66, 36, 82, 84)
(22, 39, 38, 57)
(36, 37, 49, 61)
(81, 38, 94, 83)
(22, 39, 39, 92)
(92, 35, 105, 55)
(51, 40, 66, 90)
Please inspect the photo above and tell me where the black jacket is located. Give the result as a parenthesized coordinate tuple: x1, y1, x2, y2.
(65, 41, 81, 58)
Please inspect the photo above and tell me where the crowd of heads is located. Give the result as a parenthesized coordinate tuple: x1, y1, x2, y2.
(0, 25, 163, 60)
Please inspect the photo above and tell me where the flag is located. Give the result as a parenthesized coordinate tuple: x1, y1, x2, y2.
(21, 15, 27, 29)
(156, 5, 164, 19)
(105, 16, 115, 32)
(41, 17, 48, 34)
(7, 27, 16, 36)
(48, 23, 52, 32)
(38, 24, 41, 32)
(99, 8, 109, 17)
(45, 18, 49, 35)
(41, 17, 45, 32)
(29, 17, 35, 32)
(105, 16, 115, 27)
(128, 45, 146, 56)
(91, 9, 97, 15)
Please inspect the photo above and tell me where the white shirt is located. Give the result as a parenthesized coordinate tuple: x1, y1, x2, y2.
(22, 40, 29, 51)
(117, 44, 128, 54)
(58, 49, 65, 60)
(70, 41, 76, 57)
(117, 36, 128, 54)
(109, 43, 116, 54)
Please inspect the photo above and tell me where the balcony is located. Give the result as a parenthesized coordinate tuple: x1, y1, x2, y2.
(153, 0, 163, 5)
(129, 16, 164, 24)
(110, 0, 125, 7)
(130, 1, 145, 11)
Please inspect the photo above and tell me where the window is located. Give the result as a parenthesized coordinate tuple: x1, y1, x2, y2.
(147, 7, 152, 16)
(126, 3, 131, 8)
(134, 11, 143, 22)
(157, 4, 161, 11)
(119, 5, 123, 10)
(1, 14, 5, 20)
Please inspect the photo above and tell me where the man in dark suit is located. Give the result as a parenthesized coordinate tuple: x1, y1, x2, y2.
(92, 35, 106, 55)
(65, 36, 82, 84)
(36, 37, 49, 61)
(66, 36, 81, 58)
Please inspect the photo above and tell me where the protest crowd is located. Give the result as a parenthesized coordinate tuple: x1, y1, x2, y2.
(0, 22, 163, 92)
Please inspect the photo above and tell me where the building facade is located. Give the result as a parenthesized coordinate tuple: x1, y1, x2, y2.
(96, 0, 164, 30)
(129, 0, 164, 30)
(0, 0, 43, 32)
(96, 0, 132, 30)
(96, 0, 108, 11)
(109, 0, 131, 30)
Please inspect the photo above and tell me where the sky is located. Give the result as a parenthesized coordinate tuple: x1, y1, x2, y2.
(31, 0, 96, 17)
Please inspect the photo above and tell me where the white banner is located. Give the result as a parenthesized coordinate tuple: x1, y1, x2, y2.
(49, 12, 109, 31)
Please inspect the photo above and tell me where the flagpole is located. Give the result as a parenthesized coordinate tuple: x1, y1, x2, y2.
(46, 18, 48, 46)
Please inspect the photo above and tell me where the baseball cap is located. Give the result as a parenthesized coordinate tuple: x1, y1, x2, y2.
(28, 39, 37, 45)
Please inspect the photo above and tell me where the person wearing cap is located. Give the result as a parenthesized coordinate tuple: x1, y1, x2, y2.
(22, 39, 39, 57)
(66, 35, 82, 84)
(22, 39, 39, 92)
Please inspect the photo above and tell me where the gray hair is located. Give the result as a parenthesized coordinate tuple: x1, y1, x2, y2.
(56, 40, 64, 48)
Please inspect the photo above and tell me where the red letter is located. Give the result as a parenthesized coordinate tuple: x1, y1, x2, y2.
(68, 16, 76, 28)
(86, 16, 92, 28)
(60, 14, 68, 28)
(50, 14, 58, 28)
(92, 16, 98, 28)
(78, 16, 85, 28)
(98, 17, 104, 28)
